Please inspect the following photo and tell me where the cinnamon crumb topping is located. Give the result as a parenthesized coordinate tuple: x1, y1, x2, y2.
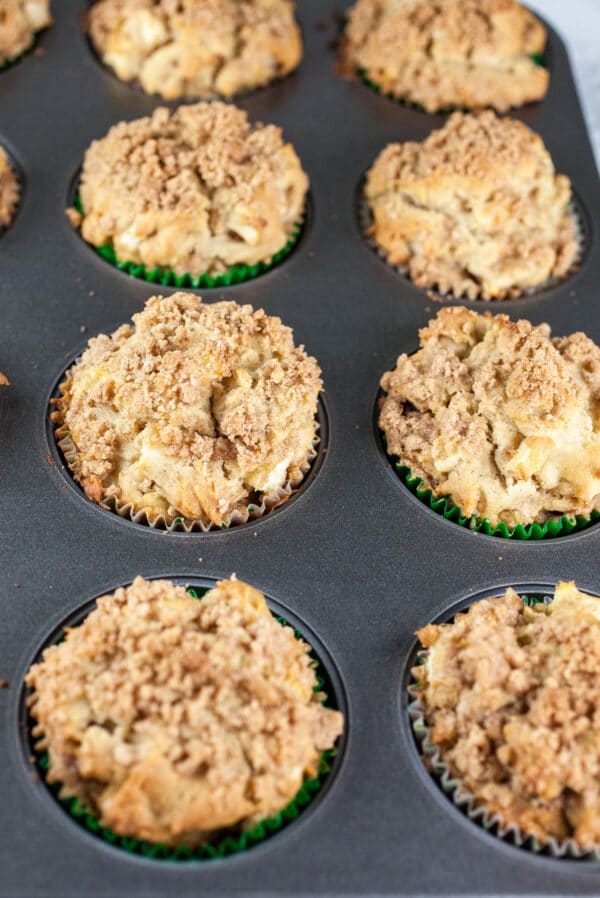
(343, 0, 548, 112)
(75, 102, 308, 276)
(88, 0, 302, 100)
(379, 306, 600, 528)
(365, 111, 578, 300)
(27, 576, 343, 846)
(54, 292, 322, 527)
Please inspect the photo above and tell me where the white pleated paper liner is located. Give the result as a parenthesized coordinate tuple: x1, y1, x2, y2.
(51, 375, 321, 532)
(357, 189, 587, 302)
(407, 594, 600, 861)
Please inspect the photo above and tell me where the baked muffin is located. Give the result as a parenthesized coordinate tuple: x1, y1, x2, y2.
(0, 147, 19, 229)
(343, 0, 548, 113)
(71, 102, 307, 281)
(414, 582, 600, 849)
(51, 292, 322, 529)
(364, 111, 578, 300)
(0, 370, 8, 385)
(379, 307, 600, 530)
(27, 576, 343, 848)
(0, 0, 51, 66)
(87, 0, 302, 100)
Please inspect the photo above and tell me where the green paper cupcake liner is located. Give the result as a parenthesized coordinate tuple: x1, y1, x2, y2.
(73, 195, 304, 289)
(357, 53, 547, 113)
(408, 592, 600, 859)
(29, 586, 340, 861)
(389, 457, 600, 540)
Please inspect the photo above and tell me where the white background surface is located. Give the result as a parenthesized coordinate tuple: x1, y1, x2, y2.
(527, 0, 600, 167)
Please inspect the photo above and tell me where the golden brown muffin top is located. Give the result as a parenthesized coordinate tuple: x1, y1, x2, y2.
(365, 112, 578, 299)
(379, 307, 600, 527)
(0, 147, 19, 230)
(415, 582, 600, 848)
(369, 110, 552, 182)
(0, 0, 52, 66)
(88, 0, 302, 100)
(75, 102, 308, 276)
(54, 292, 322, 527)
(343, 0, 547, 112)
(27, 576, 343, 847)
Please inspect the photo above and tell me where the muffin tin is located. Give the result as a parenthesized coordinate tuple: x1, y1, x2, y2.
(1, 1, 600, 896)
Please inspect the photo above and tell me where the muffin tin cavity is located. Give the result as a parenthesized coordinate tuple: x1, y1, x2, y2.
(46, 353, 329, 535)
(403, 584, 600, 862)
(19, 576, 347, 862)
(356, 179, 590, 307)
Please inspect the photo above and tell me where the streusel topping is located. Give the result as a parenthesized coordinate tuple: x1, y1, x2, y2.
(365, 112, 578, 299)
(53, 292, 322, 527)
(343, 0, 548, 112)
(27, 576, 343, 846)
(75, 102, 307, 276)
(379, 307, 600, 528)
(415, 582, 600, 847)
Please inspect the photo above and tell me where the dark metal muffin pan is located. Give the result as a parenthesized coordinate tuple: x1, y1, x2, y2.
(1, 1, 600, 895)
